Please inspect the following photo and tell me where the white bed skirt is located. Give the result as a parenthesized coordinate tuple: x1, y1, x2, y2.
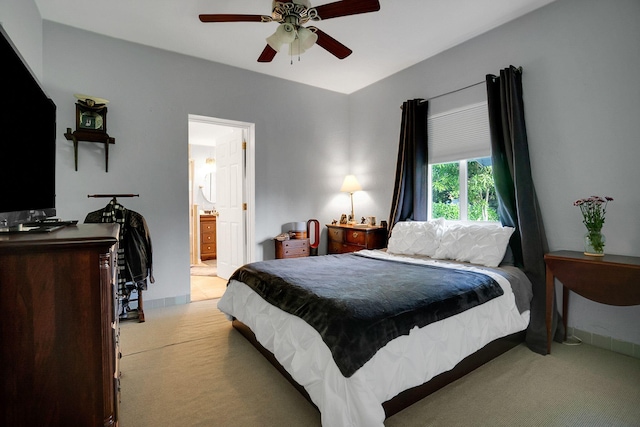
(218, 252, 530, 427)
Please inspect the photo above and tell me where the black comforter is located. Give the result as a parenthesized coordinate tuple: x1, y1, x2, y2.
(229, 253, 503, 377)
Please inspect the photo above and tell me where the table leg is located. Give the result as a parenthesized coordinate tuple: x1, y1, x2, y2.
(563, 286, 569, 341)
(545, 264, 554, 354)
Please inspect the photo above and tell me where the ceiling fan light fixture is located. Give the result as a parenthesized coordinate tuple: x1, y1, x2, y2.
(289, 26, 318, 55)
(266, 22, 296, 52)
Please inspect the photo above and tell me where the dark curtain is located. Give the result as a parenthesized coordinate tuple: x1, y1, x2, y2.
(486, 66, 563, 355)
(387, 99, 429, 237)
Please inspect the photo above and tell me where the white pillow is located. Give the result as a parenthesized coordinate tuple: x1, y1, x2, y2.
(387, 218, 446, 257)
(433, 223, 515, 267)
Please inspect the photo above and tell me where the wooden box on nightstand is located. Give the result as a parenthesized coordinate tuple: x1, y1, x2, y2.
(275, 238, 310, 259)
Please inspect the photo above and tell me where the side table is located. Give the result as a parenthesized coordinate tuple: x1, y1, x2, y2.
(326, 224, 387, 254)
(544, 250, 640, 354)
(275, 238, 309, 259)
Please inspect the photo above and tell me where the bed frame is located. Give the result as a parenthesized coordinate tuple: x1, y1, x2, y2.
(232, 319, 525, 418)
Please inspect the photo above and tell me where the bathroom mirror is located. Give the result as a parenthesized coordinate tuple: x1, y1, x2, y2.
(202, 172, 215, 203)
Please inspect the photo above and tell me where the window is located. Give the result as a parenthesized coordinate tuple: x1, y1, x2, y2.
(427, 84, 498, 221)
(430, 157, 498, 221)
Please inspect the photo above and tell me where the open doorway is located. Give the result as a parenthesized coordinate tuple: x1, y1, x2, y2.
(188, 114, 255, 301)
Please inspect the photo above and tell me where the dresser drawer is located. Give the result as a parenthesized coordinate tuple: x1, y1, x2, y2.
(201, 243, 216, 254)
(345, 229, 367, 246)
(201, 231, 215, 244)
(201, 221, 216, 232)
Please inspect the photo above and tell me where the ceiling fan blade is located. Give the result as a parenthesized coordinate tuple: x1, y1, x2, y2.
(311, 28, 352, 59)
(199, 14, 265, 23)
(257, 45, 278, 62)
(313, 0, 380, 20)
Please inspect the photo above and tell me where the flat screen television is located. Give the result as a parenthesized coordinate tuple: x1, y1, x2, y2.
(0, 25, 57, 230)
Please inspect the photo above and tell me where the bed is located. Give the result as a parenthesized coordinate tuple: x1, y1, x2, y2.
(217, 220, 533, 426)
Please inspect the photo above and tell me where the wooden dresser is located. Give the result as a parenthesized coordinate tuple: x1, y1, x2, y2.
(200, 214, 217, 260)
(0, 224, 120, 426)
(326, 224, 387, 254)
(275, 238, 310, 259)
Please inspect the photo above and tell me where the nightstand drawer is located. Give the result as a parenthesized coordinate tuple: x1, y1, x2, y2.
(328, 241, 345, 254)
(345, 229, 366, 246)
(328, 227, 344, 242)
(275, 239, 310, 259)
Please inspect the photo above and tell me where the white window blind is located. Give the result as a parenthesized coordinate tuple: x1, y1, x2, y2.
(427, 101, 491, 164)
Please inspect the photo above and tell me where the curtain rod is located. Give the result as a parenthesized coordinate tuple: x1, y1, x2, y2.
(401, 66, 524, 109)
(426, 80, 485, 103)
(400, 81, 483, 110)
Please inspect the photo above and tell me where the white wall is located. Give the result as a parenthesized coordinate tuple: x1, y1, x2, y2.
(349, 0, 640, 345)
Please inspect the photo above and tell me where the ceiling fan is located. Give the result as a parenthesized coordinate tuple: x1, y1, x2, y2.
(199, 0, 381, 62)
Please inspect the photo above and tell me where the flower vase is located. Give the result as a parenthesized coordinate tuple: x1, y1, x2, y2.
(584, 230, 605, 256)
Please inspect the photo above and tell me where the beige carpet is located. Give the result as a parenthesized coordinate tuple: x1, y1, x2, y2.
(119, 300, 640, 426)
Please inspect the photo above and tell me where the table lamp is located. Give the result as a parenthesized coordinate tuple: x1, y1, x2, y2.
(341, 174, 362, 225)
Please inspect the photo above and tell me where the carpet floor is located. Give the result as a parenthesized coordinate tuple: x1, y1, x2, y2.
(119, 299, 640, 426)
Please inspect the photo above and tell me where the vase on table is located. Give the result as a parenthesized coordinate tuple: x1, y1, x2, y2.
(584, 229, 605, 256)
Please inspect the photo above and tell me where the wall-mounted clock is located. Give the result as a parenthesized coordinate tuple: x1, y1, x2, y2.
(75, 94, 108, 132)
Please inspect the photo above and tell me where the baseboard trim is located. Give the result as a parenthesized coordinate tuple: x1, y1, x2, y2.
(145, 295, 190, 310)
(567, 327, 640, 359)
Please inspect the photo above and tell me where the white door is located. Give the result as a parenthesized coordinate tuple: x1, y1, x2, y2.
(215, 132, 245, 279)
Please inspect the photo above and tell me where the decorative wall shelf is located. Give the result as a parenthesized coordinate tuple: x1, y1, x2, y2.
(64, 128, 115, 172)
(65, 95, 115, 172)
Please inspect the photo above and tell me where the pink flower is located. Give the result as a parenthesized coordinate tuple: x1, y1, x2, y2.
(574, 195, 613, 232)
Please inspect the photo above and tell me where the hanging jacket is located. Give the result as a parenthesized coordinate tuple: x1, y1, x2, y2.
(85, 199, 154, 292)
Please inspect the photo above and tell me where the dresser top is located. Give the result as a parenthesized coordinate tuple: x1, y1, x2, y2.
(0, 223, 119, 251)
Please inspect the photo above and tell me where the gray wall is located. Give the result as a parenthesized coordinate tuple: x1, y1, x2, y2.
(349, 0, 640, 346)
(40, 22, 349, 305)
(4, 0, 638, 344)
(0, 0, 43, 79)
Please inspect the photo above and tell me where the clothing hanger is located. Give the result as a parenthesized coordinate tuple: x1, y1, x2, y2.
(87, 193, 139, 198)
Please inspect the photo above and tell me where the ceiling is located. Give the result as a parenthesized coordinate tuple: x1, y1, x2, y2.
(35, 0, 555, 94)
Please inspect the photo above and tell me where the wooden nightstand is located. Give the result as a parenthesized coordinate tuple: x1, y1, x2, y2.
(544, 250, 640, 354)
(275, 238, 310, 259)
(200, 214, 217, 260)
(326, 224, 387, 254)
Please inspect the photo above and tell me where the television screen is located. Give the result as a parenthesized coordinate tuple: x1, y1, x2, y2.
(0, 26, 56, 229)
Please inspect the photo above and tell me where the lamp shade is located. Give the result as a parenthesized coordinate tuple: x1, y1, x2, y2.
(340, 175, 362, 193)
(266, 23, 296, 52)
(289, 27, 318, 55)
